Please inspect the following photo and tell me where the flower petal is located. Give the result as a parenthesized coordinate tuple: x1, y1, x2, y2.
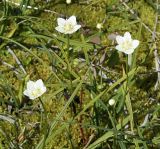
(35, 79, 46, 93)
(68, 25, 81, 34)
(27, 80, 35, 90)
(38, 86, 47, 94)
(124, 49, 134, 54)
(132, 40, 139, 49)
(29, 95, 36, 100)
(67, 16, 77, 26)
(36, 79, 44, 87)
(55, 26, 65, 34)
(23, 90, 29, 96)
(57, 18, 66, 26)
(124, 32, 131, 40)
(116, 35, 124, 44)
(115, 45, 124, 52)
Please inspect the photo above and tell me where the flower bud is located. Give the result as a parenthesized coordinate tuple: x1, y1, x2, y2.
(66, 0, 71, 4)
(96, 23, 103, 29)
(109, 99, 115, 106)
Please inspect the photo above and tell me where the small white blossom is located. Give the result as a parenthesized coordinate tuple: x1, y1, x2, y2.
(23, 79, 46, 100)
(115, 32, 139, 54)
(96, 23, 103, 29)
(109, 99, 115, 106)
(55, 16, 81, 34)
(66, 0, 71, 4)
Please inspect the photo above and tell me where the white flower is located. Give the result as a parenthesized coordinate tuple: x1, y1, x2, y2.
(115, 32, 139, 54)
(55, 16, 81, 34)
(109, 99, 115, 106)
(23, 79, 46, 100)
(66, 0, 71, 4)
(96, 23, 103, 29)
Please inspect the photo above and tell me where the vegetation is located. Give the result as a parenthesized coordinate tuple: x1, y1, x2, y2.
(0, 0, 160, 148)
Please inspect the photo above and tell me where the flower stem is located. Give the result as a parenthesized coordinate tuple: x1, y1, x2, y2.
(39, 97, 46, 112)
(39, 97, 49, 149)
(125, 55, 134, 132)
(126, 55, 129, 73)
(125, 55, 129, 91)
(67, 34, 70, 50)
(66, 34, 72, 72)
(128, 54, 132, 67)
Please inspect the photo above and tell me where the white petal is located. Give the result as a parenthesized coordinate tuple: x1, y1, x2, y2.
(57, 18, 66, 26)
(124, 32, 131, 40)
(132, 40, 139, 49)
(36, 79, 44, 87)
(40, 86, 47, 94)
(68, 25, 81, 34)
(55, 26, 65, 34)
(35, 79, 46, 93)
(76, 24, 81, 30)
(29, 96, 36, 100)
(124, 49, 134, 54)
(27, 80, 35, 90)
(116, 35, 124, 44)
(115, 45, 124, 52)
(67, 16, 77, 26)
(42, 87, 47, 94)
(23, 90, 29, 96)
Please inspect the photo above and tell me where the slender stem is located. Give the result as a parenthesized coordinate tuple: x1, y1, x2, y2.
(126, 55, 129, 90)
(39, 97, 46, 112)
(66, 34, 72, 72)
(67, 34, 73, 89)
(39, 97, 49, 149)
(125, 55, 135, 132)
(126, 55, 129, 73)
(128, 54, 132, 67)
(67, 34, 70, 60)
(67, 34, 70, 50)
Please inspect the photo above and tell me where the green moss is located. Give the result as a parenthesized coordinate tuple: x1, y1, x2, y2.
(0, 0, 160, 148)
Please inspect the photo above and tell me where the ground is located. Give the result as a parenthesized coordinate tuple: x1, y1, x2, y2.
(0, 0, 160, 148)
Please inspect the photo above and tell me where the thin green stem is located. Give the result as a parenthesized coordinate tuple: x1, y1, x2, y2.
(125, 55, 134, 132)
(39, 97, 46, 112)
(126, 55, 129, 73)
(39, 97, 49, 149)
(128, 54, 132, 67)
(65, 34, 72, 72)
(66, 34, 73, 93)
(126, 55, 129, 91)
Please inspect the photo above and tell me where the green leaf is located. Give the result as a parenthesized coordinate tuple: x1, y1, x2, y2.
(77, 68, 137, 117)
(29, 34, 96, 49)
(87, 116, 130, 149)
(0, 36, 43, 63)
(37, 78, 83, 149)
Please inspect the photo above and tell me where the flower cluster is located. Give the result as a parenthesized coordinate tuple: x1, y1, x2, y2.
(55, 16, 139, 54)
(23, 16, 140, 102)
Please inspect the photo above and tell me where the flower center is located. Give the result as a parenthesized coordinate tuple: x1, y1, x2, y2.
(64, 23, 74, 32)
(122, 40, 132, 50)
(31, 88, 42, 97)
